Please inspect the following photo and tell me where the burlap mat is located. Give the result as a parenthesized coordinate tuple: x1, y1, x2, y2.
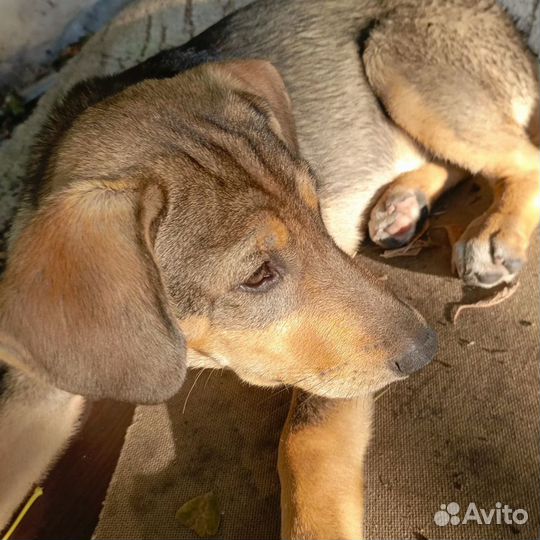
(0, 1, 536, 538)
(362, 183, 540, 540)
(93, 176, 539, 540)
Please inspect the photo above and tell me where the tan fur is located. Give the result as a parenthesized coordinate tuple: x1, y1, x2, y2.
(375, 162, 467, 207)
(257, 217, 290, 251)
(371, 70, 540, 285)
(296, 171, 319, 211)
(278, 390, 372, 539)
(183, 309, 401, 396)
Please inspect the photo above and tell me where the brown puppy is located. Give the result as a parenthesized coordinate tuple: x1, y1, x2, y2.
(0, 59, 434, 531)
(1, 0, 538, 537)
(0, 61, 433, 402)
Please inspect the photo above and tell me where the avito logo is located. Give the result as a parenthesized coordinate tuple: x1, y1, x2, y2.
(434, 502, 528, 527)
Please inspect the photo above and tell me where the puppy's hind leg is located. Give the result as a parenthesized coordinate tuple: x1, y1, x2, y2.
(364, 2, 539, 287)
(369, 161, 467, 248)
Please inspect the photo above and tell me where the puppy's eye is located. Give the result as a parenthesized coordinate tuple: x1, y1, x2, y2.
(241, 261, 279, 291)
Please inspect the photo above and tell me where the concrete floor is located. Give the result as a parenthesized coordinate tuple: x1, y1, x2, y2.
(0, 0, 131, 92)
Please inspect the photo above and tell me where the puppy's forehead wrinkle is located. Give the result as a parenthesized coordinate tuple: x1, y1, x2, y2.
(154, 118, 307, 214)
(167, 123, 268, 194)
(44, 70, 310, 216)
(196, 113, 299, 187)
(232, 88, 297, 159)
(192, 92, 299, 167)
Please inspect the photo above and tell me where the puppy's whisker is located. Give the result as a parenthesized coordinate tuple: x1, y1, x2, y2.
(182, 368, 206, 414)
(255, 371, 322, 407)
(300, 371, 342, 403)
(261, 398, 294, 423)
(203, 367, 217, 390)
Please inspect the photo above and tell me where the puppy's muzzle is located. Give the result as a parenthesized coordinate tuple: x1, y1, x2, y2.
(391, 327, 437, 376)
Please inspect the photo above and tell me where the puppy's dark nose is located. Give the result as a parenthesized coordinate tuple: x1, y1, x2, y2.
(392, 327, 437, 376)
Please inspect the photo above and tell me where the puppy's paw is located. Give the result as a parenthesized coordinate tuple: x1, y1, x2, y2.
(369, 190, 428, 248)
(453, 214, 527, 288)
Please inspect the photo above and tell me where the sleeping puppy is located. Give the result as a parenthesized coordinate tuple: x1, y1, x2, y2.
(1, 0, 538, 537)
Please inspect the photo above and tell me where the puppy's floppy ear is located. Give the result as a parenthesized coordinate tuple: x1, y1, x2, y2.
(0, 181, 186, 403)
(215, 60, 298, 152)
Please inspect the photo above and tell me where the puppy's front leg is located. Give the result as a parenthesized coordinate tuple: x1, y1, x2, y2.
(278, 389, 372, 540)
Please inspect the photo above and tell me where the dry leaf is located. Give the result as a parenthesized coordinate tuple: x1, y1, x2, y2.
(176, 492, 221, 537)
(452, 282, 519, 323)
(381, 239, 437, 259)
(382, 243, 422, 258)
(380, 220, 440, 258)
